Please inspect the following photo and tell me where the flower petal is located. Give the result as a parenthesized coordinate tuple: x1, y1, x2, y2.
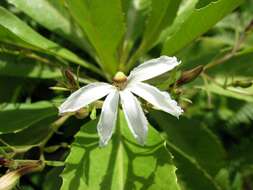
(128, 82, 183, 118)
(120, 89, 148, 145)
(59, 82, 115, 114)
(97, 90, 119, 146)
(128, 56, 181, 83)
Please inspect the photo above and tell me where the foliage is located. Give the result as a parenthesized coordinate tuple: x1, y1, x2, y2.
(0, 0, 252, 189)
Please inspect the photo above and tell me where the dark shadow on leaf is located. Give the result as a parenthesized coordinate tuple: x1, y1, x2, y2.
(195, 0, 218, 9)
(99, 135, 119, 189)
(62, 118, 176, 190)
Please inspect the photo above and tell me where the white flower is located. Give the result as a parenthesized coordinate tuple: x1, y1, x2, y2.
(59, 56, 183, 146)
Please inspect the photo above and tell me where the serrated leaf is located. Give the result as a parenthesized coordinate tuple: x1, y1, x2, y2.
(65, 0, 126, 76)
(0, 7, 100, 74)
(61, 111, 180, 190)
(162, 0, 243, 55)
(0, 101, 57, 134)
(8, 0, 94, 55)
(150, 111, 226, 190)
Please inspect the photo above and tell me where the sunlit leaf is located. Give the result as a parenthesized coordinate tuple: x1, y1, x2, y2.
(162, 0, 243, 55)
(8, 0, 94, 54)
(140, 0, 181, 51)
(61, 111, 180, 190)
(0, 7, 100, 74)
(199, 81, 253, 103)
(65, 0, 126, 76)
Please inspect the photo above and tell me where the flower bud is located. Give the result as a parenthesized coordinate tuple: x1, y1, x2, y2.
(232, 80, 253, 88)
(75, 108, 89, 119)
(0, 161, 43, 190)
(245, 20, 253, 33)
(176, 65, 203, 86)
(0, 170, 20, 190)
(64, 69, 77, 90)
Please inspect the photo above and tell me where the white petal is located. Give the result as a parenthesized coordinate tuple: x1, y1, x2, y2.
(59, 82, 115, 114)
(127, 82, 183, 118)
(120, 90, 148, 145)
(128, 56, 181, 83)
(97, 90, 119, 146)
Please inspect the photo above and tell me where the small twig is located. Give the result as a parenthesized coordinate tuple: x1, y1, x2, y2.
(0, 48, 56, 67)
(204, 28, 247, 70)
(202, 73, 253, 96)
(201, 74, 213, 108)
(76, 65, 81, 89)
(0, 139, 16, 152)
(39, 114, 72, 149)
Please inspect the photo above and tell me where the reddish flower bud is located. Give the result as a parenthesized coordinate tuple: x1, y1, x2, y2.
(177, 65, 203, 86)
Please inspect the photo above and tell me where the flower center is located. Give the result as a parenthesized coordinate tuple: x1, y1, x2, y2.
(112, 71, 127, 90)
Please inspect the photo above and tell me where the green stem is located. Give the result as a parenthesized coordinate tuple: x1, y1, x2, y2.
(0, 138, 16, 152)
(204, 29, 247, 71)
(0, 48, 55, 66)
(12, 159, 65, 167)
(201, 74, 213, 108)
(39, 114, 72, 148)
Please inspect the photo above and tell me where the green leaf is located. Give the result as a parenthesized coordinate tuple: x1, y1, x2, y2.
(0, 116, 55, 147)
(0, 52, 62, 79)
(227, 103, 253, 127)
(177, 37, 225, 71)
(215, 168, 231, 190)
(65, 0, 126, 76)
(159, 0, 198, 44)
(61, 111, 180, 190)
(209, 52, 253, 78)
(43, 167, 63, 190)
(162, 0, 243, 55)
(195, 0, 219, 9)
(199, 78, 253, 103)
(150, 111, 226, 190)
(8, 0, 94, 54)
(229, 139, 253, 167)
(126, 0, 181, 70)
(0, 101, 57, 134)
(123, 0, 151, 43)
(0, 76, 24, 102)
(120, 0, 151, 64)
(140, 0, 181, 51)
(0, 7, 100, 74)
